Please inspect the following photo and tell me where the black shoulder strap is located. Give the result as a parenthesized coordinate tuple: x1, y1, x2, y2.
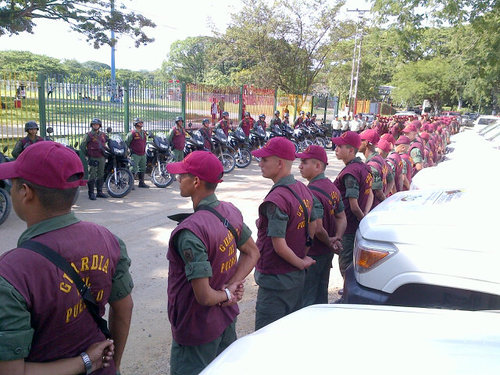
(196, 205, 240, 244)
(269, 185, 313, 247)
(20, 240, 111, 338)
(308, 185, 332, 203)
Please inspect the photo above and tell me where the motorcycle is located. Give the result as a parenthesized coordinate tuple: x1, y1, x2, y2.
(211, 128, 236, 174)
(228, 127, 252, 168)
(249, 126, 267, 161)
(184, 128, 207, 155)
(104, 127, 134, 198)
(308, 123, 329, 148)
(292, 126, 313, 151)
(0, 146, 12, 226)
(146, 132, 174, 188)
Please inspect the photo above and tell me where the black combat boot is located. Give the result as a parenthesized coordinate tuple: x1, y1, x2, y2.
(96, 179, 108, 198)
(138, 172, 149, 188)
(87, 180, 96, 200)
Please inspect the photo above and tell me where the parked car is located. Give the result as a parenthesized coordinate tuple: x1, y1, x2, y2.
(341, 187, 500, 310)
(473, 115, 500, 132)
(394, 110, 417, 117)
(202, 304, 500, 375)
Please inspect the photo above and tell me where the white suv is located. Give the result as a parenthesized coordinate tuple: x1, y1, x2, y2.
(341, 188, 500, 310)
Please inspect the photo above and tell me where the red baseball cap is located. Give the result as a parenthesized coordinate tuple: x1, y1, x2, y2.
(295, 145, 328, 164)
(420, 132, 430, 141)
(360, 129, 380, 145)
(377, 139, 393, 153)
(0, 141, 86, 189)
(395, 135, 411, 145)
(167, 151, 223, 183)
(402, 123, 417, 133)
(332, 131, 361, 149)
(252, 137, 296, 161)
(380, 133, 395, 144)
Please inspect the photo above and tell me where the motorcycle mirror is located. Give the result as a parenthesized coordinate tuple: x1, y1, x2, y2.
(188, 122, 192, 128)
(2, 146, 7, 153)
(106, 127, 112, 133)
(47, 127, 54, 134)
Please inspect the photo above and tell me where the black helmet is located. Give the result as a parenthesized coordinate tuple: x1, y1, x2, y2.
(202, 118, 210, 125)
(222, 111, 229, 117)
(300, 111, 305, 115)
(90, 118, 102, 127)
(306, 112, 311, 116)
(259, 114, 265, 119)
(245, 111, 250, 117)
(274, 110, 280, 116)
(133, 117, 144, 126)
(284, 113, 289, 118)
(25, 121, 39, 132)
(175, 116, 184, 123)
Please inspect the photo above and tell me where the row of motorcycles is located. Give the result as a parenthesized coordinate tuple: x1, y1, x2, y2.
(0, 120, 333, 225)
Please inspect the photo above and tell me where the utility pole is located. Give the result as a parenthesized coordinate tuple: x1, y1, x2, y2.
(347, 9, 369, 117)
(110, 0, 117, 102)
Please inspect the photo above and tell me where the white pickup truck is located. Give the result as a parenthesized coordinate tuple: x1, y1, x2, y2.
(341, 188, 500, 310)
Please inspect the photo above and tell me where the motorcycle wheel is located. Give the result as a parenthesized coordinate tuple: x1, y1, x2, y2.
(314, 137, 326, 148)
(219, 152, 236, 173)
(323, 136, 332, 149)
(151, 163, 174, 188)
(292, 140, 299, 153)
(235, 148, 252, 168)
(0, 188, 11, 226)
(300, 139, 313, 151)
(106, 168, 133, 198)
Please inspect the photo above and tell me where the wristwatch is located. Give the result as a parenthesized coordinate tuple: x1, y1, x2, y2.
(80, 352, 92, 375)
(223, 287, 232, 302)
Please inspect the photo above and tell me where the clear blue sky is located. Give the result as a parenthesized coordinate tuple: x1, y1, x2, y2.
(1, 0, 369, 71)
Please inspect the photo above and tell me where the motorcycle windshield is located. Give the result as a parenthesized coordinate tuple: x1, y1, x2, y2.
(256, 127, 266, 138)
(214, 128, 228, 142)
(154, 132, 169, 148)
(234, 128, 245, 140)
(192, 131, 205, 146)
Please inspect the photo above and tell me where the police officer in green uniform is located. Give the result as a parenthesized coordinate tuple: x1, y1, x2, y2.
(166, 151, 259, 375)
(126, 118, 149, 188)
(168, 116, 186, 162)
(12, 121, 44, 159)
(251, 137, 322, 330)
(80, 118, 108, 200)
(0, 141, 134, 375)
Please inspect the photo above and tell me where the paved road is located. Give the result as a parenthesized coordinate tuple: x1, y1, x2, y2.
(0, 149, 345, 374)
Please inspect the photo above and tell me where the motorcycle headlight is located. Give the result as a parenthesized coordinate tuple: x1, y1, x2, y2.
(113, 147, 124, 155)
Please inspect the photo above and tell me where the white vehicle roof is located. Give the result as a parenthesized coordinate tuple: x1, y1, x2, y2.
(360, 189, 499, 250)
(202, 304, 500, 375)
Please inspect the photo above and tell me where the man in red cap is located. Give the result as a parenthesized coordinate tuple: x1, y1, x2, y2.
(359, 129, 393, 208)
(0, 141, 133, 375)
(331, 131, 373, 277)
(394, 135, 413, 189)
(166, 151, 259, 375)
(402, 123, 424, 174)
(376, 138, 398, 196)
(251, 137, 319, 329)
(297, 145, 347, 306)
(380, 138, 405, 193)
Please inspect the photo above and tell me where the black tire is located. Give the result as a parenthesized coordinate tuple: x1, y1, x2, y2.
(235, 148, 252, 168)
(314, 137, 326, 148)
(323, 136, 332, 149)
(151, 163, 174, 188)
(292, 140, 299, 153)
(106, 168, 133, 198)
(219, 152, 236, 173)
(0, 188, 11, 226)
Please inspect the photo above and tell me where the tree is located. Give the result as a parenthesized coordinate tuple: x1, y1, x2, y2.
(220, 0, 347, 97)
(159, 36, 216, 83)
(0, 50, 66, 75)
(0, 0, 156, 48)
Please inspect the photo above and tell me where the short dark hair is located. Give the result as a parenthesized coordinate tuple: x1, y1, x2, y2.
(186, 173, 218, 192)
(16, 178, 78, 210)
